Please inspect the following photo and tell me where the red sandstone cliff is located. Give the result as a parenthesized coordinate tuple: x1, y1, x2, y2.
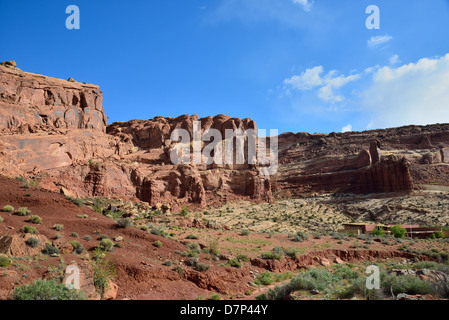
(2, 62, 449, 210)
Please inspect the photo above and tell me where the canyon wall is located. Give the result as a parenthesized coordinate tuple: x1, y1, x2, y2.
(2, 63, 449, 211)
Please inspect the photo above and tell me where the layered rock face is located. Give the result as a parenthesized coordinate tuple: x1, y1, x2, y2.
(276, 125, 449, 196)
(0, 65, 272, 210)
(0, 65, 107, 133)
(2, 64, 449, 210)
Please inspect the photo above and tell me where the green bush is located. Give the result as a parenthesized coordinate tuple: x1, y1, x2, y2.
(381, 273, 431, 295)
(283, 247, 300, 260)
(99, 239, 114, 251)
(0, 255, 11, 267)
(291, 231, 309, 242)
(90, 253, 117, 295)
(17, 207, 31, 216)
(154, 240, 163, 248)
(116, 218, 133, 228)
(162, 260, 173, 266)
(13, 280, 86, 300)
(180, 206, 189, 216)
(390, 225, 407, 239)
(25, 237, 40, 248)
(0, 216, 3, 224)
(67, 197, 84, 207)
(53, 224, 64, 231)
(195, 263, 210, 272)
(83, 235, 92, 241)
(43, 245, 60, 256)
(236, 254, 250, 262)
(211, 294, 220, 300)
(372, 226, 385, 237)
(70, 241, 84, 254)
(261, 246, 284, 260)
(71, 232, 79, 238)
(2, 205, 14, 213)
(240, 229, 251, 236)
(256, 272, 274, 286)
(186, 234, 199, 240)
(22, 225, 38, 234)
(28, 215, 42, 225)
(186, 242, 201, 253)
(228, 258, 242, 268)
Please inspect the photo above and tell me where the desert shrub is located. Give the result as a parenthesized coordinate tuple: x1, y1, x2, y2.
(331, 232, 344, 240)
(291, 231, 309, 242)
(372, 226, 385, 237)
(28, 215, 42, 225)
(228, 258, 242, 268)
(240, 229, 251, 236)
(283, 247, 300, 260)
(149, 225, 169, 238)
(338, 277, 383, 300)
(154, 240, 163, 248)
(162, 260, 173, 267)
(26, 237, 40, 248)
(22, 225, 38, 234)
(207, 238, 220, 256)
(381, 273, 431, 295)
(256, 272, 274, 286)
(258, 268, 342, 300)
(83, 235, 92, 241)
(211, 294, 220, 300)
(179, 206, 189, 216)
(0, 216, 3, 224)
(390, 225, 407, 239)
(116, 218, 133, 228)
(173, 266, 183, 275)
(17, 207, 31, 216)
(98, 234, 108, 240)
(0, 255, 11, 267)
(90, 253, 116, 295)
(186, 234, 199, 240)
(184, 257, 198, 267)
(71, 232, 79, 238)
(186, 242, 201, 253)
(2, 205, 14, 213)
(13, 280, 86, 300)
(195, 263, 210, 272)
(43, 245, 60, 256)
(261, 246, 284, 260)
(182, 250, 199, 258)
(236, 254, 250, 262)
(98, 239, 114, 251)
(53, 224, 64, 231)
(70, 241, 84, 254)
(333, 265, 359, 280)
(67, 197, 84, 207)
(433, 231, 444, 239)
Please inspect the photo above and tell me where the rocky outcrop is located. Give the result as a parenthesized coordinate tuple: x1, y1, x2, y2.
(0, 65, 107, 133)
(2, 64, 449, 208)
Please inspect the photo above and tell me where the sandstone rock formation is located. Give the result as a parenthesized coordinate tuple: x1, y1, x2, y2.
(2, 64, 449, 210)
(0, 65, 272, 211)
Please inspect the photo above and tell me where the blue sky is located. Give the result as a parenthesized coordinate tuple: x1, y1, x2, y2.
(1, 0, 449, 134)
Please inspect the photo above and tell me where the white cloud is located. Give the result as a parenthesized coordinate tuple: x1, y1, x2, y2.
(367, 35, 393, 48)
(342, 124, 352, 133)
(292, 0, 313, 11)
(362, 53, 449, 129)
(283, 66, 360, 103)
(389, 54, 401, 65)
